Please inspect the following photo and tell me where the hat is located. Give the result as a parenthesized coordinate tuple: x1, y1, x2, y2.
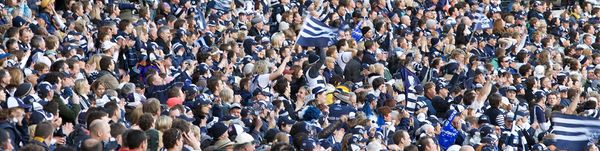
(558, 86, 568, 92)
(208, 122, 229, 138)
(479, 125, 494, 137)
(349, 135, 368, 144)
(12, 16, 29, 28)
(365, 94, 378, 103)
(40, 0, 55, 8)
(175, 29, 191, 37)
(515, 84, 525, 91)
(194, 97, 212, 106)
(101, 42, 118, 51)
(277, 115, 296, 126)
(251, 17, 262, 24)
(208, 20, 217, 26)
(534, 91, 546, 100)
(532, 1, 542, 7)
(478, 115, 490, 124)
(36, 82, 55, 99)
(300, 106, 322, 121)
(302, 138, 320, 151)
(230, 103, 242, 110)
(166, 98, 183, 108)
(254, 101, 274, 111)
(234, 133, 255, 144)
(14, 83, 33, 98)
(507, 86, 517, 92)
(361, 27, 371, 35)
(211, 139, 235, 150)
(255, 45, 264, 52)
(6, 97, 32, 110)
(312, 86, 327, 95)
(253, 89, 271, 96)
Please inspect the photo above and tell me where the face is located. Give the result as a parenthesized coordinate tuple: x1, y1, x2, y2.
(296, 88, 307, 100)
(547, 94, 559, 106)
(201, 104, 212, 114)
(95, 84, 106, 97)
(230, 108, 241, 118)
(1, 74, 11, 85)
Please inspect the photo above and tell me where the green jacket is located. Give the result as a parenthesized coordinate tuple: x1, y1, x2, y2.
(53, 94, 81, 124)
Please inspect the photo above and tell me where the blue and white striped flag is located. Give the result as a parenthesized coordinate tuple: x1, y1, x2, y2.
(473, 13, 493, 30)
(552, 113, 600, 151)
(297, 17, 339, 47)
(351, 20, 363, 42)
(396, 66, 421, 115)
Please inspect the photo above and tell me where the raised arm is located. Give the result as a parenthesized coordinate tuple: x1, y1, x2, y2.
(269, 55, 291, 80)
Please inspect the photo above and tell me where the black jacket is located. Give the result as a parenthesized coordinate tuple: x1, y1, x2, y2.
(343, 57, 363, 83)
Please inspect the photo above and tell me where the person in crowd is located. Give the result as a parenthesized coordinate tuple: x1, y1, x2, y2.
(0, 0, 598, 150)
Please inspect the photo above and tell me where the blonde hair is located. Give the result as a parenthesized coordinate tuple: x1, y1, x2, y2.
(74, 79, 89, 94)
(7, 68, 24, 89)
(87, 54, 103, 70)
(253, 60, 270, 75)
(220, 88, 234, 104)
(325, 57, 335, 65)
(369, 64, 384, 75)
(271, 32, 285, 48)
(155, 116, 173, 132)
(191, 125, 201, 140)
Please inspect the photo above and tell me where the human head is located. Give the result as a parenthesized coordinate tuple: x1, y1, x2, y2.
(123, 129, 148, 150)
(162, 128, 183, 150)
(34, 121, 55, 144)
(89, 119, 111, 142)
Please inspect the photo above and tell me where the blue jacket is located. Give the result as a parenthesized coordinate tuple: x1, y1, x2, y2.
(0, 121, 27, 150)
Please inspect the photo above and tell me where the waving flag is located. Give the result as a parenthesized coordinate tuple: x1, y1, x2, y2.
(552, 113, 600, 151)
(351, 20, 363, 42)
(297, 17, 339, 47)
(396, 65, 421, 115)
(438, 110, 459, 150)
(473, 13, 493, 30)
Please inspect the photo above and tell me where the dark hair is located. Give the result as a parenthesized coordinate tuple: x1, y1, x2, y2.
(43, 72, 62, 85)
(124, 129, 148, 149)
(489, 93, 502, 108)
(167, 86, 183, 99)
(110, 123, 127, 139)
(269, 142, 295, 151)
(86, 110, 108, 128)
(462, 90, 477, 106)
(392, 130, 409, 145)
(405, 144, 418, 151)
(142, 100, 161, 116)
(273, 79, 288, 95)
(99, 56, 113, 71)
(138, 113, 155, 131)
(34, 121, 55, 138)
(81, 138, 102, 151)
(372, 77, 385, 90)
(206, 77, 221, 92)
(162, 128, 182, 149)
(417, 136, 434, 151)
(171, 118, 191, 133)
(104, 101, 119, 118)
(118, 20, 132, 31)
(292, 132, 308, 149)
(50, 60, 67, 72)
